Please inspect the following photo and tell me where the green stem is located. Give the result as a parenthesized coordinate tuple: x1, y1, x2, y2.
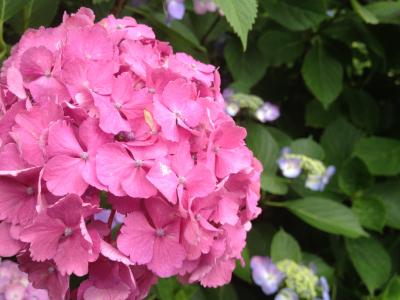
(265, 201, 285, 207)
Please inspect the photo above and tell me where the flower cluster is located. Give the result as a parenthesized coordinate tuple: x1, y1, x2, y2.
(0, 259, 50, 299)
(165, 0, 219, 21)
(278, 148, 335, 191)
(0, 7, 261, 299)
(250, 256, 330, 300)
(223, 88, 280, 122)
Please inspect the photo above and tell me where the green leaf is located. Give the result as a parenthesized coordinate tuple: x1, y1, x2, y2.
(261, 173, 288, 195)
(23, 0, 60, 29)
(290, 137, 325, 160)
(243, 121, 280, 173)
(338, 158, 373, 196)
(234, 247, 252, 283)
(263, 0, 327, 31)
(354, 137, 400, 176)
(281, 197, 367, 238)
(343, 88, 379, 133)
(305, 100, 341, 129)
(265, 126, 292, 148)
(224, 38, 268, 91)
(0, 0, 25, 22)
(346, 237, 391, 294)
(352, 196, 386, 232)
(382, 276, 400, 300)
(257, 30, 305, 66)
(214, 0, 258, 50)
(271, 229, 302, 263)
(351, 0, 378, 24)
(321, 118, 364, 166)
(365, 1, 400, 25)
(301, 42, 343, 108)
(368, 181, 400, 230)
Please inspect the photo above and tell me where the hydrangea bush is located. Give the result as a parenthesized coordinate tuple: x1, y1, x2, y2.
(0, 6, 262, 299)
(1, 0, 400, 299)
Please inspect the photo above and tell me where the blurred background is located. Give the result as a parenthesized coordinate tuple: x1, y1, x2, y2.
(2, 0, 400, 299)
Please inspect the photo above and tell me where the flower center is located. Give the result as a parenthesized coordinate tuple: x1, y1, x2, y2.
(213, 146, 220, 153)
(178, 176, 186, 185)
(134, 159, 143, 167)
(155, 228, 165, 237)
(64, 227, 73, 237)
(26, 186, 34, 196)
(114, 102, 122, 109)
(148, 87, 155, 94)
(80, 151, 89, 160)
(48, 266, 55, 273)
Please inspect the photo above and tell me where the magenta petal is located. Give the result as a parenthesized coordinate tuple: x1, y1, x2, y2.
(146, 160, 178, 204)
(47, 120, 83, 156)
(148, 221, 185, 277)
(121, 167, 157, 198)
(186, 165, 216, 198)
(94, 94, 131, 134)
(117, 211, 155, 265)
(7, 66, 27, 99)
(53, 232, 92, 276)
(153, 100, 179, 142)
(0, 222, 23, 256)
(20, 214, 64, 261)
(44, 155, 88, 196)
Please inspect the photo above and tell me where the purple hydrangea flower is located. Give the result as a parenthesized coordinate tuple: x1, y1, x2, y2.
(278, 148, 302, 178)
(166, 0, 186, 21)
(193, 0, 218, 15)
(255, 102, 280, 122)
(250, 256, 285, 295)
(94, 209, 125, 228)
(275, 288, 299, 300)
(305, 166, 335, 191)
(222, 88, 240, 117)
(319, 277, 330, 300)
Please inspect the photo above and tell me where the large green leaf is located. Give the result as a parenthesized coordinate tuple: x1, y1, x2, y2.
(346, 237, 391, 294)
(338, 158, 373, 196)
(23, 0, 60, 29)
(271, 229, 302, 263)
(305, 100, 341, 128)
(261, 173, 289, 195)
(301, 42, 343, 108)
(0, 0, 25, 22)
(243, 121, 280, 173)
(368, 181, 400, 230)
(352, 196, 386, 232)
(224, 39, 268, 91)
(351, 0, 378, 24)
(263, 0, 327, 31)
(343, 88, 379, 133)
(214, 0, 257, 50)
(257, 30, 305, 66)
(365, 1, 400, 25)
(290, 137, 325, 160)
(354, 137, 400, 176)
(382, 276, 400, 300)
(302, 253, 334, 281)
(321, 118, 364, 166)
(281, 197, 367, 238)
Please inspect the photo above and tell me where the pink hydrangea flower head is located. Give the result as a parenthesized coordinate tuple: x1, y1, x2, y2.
(0, 6, 262, 295)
